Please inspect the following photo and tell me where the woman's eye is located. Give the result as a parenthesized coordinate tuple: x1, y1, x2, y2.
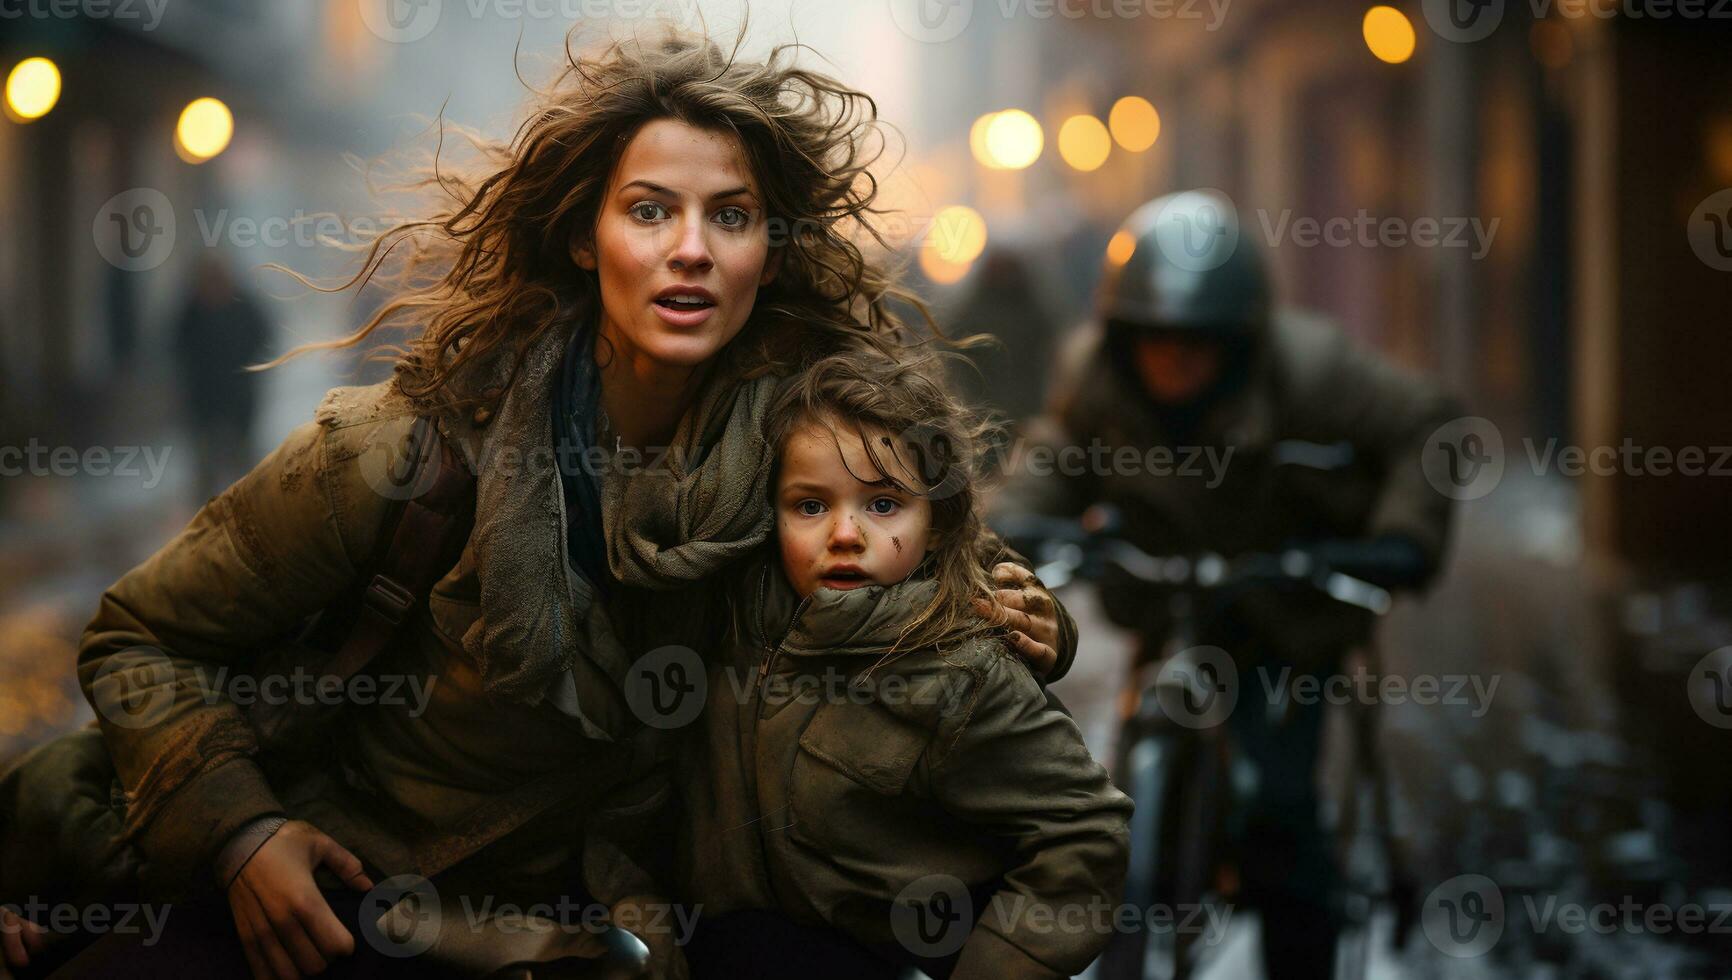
(795, 500, 825, 516)
(714, 206, 750, 228)
(629, 201, 669, 221)
(868, 497, 900, 516)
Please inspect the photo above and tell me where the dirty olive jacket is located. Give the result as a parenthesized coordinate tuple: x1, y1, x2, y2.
(678, 557, 1132, 979)
(996, 311, 1458, 658)
(72, 321, 761, 928)
(67, 319, 1080, 963)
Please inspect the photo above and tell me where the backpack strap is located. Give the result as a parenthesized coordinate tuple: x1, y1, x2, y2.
(251, 416, 475, 744)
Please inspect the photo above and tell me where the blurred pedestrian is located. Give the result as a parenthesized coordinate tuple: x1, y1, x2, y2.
(171, 254, 271, 503)
(947, 248, 1058, 426)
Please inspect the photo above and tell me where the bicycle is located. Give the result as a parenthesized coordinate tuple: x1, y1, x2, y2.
(993, 507, 1408, 980)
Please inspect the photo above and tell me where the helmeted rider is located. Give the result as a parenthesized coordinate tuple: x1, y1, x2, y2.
(996, 189, 1459, 980)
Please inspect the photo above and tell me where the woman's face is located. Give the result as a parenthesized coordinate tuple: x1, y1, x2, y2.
(574, 118, 780, 374)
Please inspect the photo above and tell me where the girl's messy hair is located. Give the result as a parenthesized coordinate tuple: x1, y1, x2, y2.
(260, 23, 936, 400)
(765, 346, 1007, 657)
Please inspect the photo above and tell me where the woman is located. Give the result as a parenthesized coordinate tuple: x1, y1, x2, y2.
(0, 29, 1076, 980)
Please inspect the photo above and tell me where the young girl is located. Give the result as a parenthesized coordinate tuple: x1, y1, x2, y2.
(677, 349, 1133, 980)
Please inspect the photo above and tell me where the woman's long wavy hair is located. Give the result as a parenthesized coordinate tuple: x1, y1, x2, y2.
(762, 347, 1006, 660)
(262, 24, 936, 402)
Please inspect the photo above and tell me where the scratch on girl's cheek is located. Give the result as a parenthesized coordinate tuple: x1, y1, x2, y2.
(892, 535, 903, 553)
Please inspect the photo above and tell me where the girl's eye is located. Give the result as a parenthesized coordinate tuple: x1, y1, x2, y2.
(867, 497, 900, 516)
(795, 499, 825, 516)
(714, 206, 751, 229)
(629, 201, 669, 222)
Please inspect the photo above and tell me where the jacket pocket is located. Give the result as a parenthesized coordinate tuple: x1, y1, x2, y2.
(795, 702, 928, 795)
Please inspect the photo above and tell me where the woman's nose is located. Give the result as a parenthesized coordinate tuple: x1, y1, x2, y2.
(667, 214, 714, 272)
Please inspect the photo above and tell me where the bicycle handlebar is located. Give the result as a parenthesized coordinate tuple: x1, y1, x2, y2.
(992, 508, 1393, 616)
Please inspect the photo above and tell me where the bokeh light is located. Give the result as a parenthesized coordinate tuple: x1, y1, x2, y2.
(927, 204, 988, 265)
(5, 58, 62, 122)
(1108, 96, 1160, 152)
(1059, 114, 1112, 172)
(1363, 6, 1417, 65)
(175, 97, 234, 163)
(1106, 228, 1136, 266)
(970, 111, 1002, 169)
(985, 109, 1043, 170)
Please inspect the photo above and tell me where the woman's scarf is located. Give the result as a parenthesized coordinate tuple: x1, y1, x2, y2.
(553, 321, 613, 597)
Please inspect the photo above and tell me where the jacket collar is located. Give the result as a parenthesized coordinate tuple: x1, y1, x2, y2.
(751, 558, 944, 659)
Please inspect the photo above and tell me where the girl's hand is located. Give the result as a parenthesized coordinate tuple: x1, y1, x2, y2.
(226, 820, 374, 980)
(0, 906, 50, 974)
(975, 562, 1061, 676)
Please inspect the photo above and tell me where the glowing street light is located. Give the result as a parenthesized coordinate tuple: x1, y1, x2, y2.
(1058, 114, 1112, 172)
(1106, 229, 1136, 266)
(921, 204, 987, 284)
(175, 97, 233, 163)
(928, 205, 988, 265)
(985, 110, 1043, 170)
(970, 111, 1002, 169)
(5, 57, 62, 122)
(1108, 96, 1160, 153)
(1363, 6, 1417, 64)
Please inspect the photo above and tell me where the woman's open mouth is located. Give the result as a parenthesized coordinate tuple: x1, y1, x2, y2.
(652, 289, 717, 328)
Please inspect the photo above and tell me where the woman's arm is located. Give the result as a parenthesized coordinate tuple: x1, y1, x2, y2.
(926, 653, 1133, 979)
(77, 408, 413, 977)
(77, 415, 403, 882)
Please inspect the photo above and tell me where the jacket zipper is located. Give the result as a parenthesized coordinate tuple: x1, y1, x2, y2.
(745, 563, 809, 911)
(754, 565, 811, 698)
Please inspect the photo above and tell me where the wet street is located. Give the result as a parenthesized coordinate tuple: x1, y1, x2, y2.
(1050, 470, 1732, 978)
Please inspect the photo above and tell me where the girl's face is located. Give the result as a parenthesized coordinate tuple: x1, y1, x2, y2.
(776, 419, 934, 599)
(574, 118, 781, 374)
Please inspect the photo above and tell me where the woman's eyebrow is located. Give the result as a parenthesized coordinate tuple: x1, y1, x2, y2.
(618, 178, 756, 201)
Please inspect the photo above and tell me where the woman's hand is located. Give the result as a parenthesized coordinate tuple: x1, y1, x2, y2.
(974, 562, 1061, 676)
(0, 906, 50, 974)
(226, 820, 374, 980)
